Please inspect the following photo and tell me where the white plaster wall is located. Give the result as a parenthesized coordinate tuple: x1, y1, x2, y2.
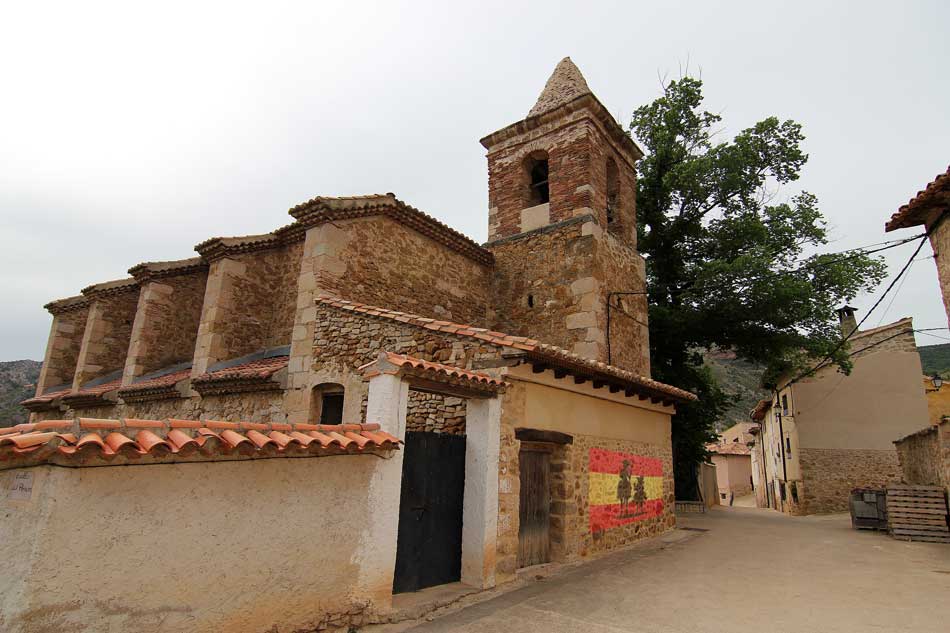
(0, 456, 396, 633)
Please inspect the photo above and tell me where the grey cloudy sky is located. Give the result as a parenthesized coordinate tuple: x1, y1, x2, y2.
(2, 1, 949, 362)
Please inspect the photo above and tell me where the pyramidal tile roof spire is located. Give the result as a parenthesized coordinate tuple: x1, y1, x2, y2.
(528, 57, 593, 117)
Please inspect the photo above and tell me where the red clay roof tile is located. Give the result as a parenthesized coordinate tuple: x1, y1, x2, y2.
(886, 165, 950, 231)
(0, 419, 399, 471)
(319, 296, 695, 403)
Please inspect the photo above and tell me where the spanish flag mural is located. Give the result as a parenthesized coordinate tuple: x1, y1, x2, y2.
(588, 447, 664, 533)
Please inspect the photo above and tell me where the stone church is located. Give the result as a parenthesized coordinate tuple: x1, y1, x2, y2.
(2, 59, 693, 633)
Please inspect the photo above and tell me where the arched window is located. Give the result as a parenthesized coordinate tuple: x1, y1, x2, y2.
(311, 383, 345, 425)
(606, 158, 619, 226)
(524, 151, 550, 206)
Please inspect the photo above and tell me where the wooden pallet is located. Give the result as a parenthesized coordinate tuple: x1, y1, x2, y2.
(886, 485, 950, 543)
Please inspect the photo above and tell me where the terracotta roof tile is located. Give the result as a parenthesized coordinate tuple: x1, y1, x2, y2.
(318, 296, 696, 403)
(192, 357, 288, 395)
(886, 166, 950, 231)
(20, 387, 72, 412)
(0, 418, 399, 471)
(706, 441, 752, 456)
(118, 369, 192, 402)
(60, 378, 123, 408)
(360, 352, 509, 392)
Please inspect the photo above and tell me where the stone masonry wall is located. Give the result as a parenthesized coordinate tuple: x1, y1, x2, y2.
(406, 391, 466, 435)
(314, 216, 492, 325)
(489, 220, 598, 359)
(849, 320, 917, 357)
(194, 243, 301, 375)
(586, 123, 638, 249)
(124, 271, 207, 383)
(224, 242, 301, 356)
(487, 116, 594, 241)
(567, 433, 675, 557)
(798, 447, 902, 514)
(73, 290, 140, 389)
(493, 380, 673, 583)
(895, 420, 950, 493)
(594, 230, 649, 374)
(36, 305, 89, 393)
(925, 211, 950, 328)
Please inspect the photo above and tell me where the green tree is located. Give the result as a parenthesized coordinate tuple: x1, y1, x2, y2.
(630, 77, 886, 498)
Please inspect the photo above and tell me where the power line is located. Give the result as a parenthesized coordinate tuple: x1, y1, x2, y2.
(776, 233, 932, 393)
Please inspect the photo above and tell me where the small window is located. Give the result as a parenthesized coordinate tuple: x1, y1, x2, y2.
(527, 294, 535, 308)
(606, 158, 619, 226)
(311, 383, 345, 425)
(525, 151, 549, 206)
(790, 482, 799, 504)
(320, 393, 344, 425)
(781, 395, 789, 416)
(785, 437, 792, 454)
(780, 482, 787, 501)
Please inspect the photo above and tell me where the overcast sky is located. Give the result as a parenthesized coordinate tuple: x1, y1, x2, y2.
(2, 1, 949, 362)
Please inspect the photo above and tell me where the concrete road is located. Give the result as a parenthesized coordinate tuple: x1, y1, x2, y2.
(399, 506, 950, 633)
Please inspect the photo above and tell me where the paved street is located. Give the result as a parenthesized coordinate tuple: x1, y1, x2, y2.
(397, 506, 950, 633)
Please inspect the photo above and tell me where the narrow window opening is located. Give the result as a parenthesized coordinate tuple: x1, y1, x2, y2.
(781, 394, 789, 416)
(780, 482, 787, 501)
(790, 482, 799, 504)
(606, 158, 619, 226)
(527, 294, 535, 308)
(785, 437, 792, 454)
(311, 383, 345, 425)
(525, 151, 550, 206)
(320, 393, 344, 425)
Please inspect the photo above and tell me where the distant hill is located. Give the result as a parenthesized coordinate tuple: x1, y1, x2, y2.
(0, 360, 42, 425)
(704, 349, 769, 432)
(919, 343, 950, 377)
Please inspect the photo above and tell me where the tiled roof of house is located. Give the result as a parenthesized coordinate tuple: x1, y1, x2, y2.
(61, 378, 123, 408)
(192, 356, 288, 395)
(706, 441, 752, 456)
(43, 294, 90, 315)
(128, 257, 208, 282)
(885, 166, 950, 231)
(0, 418, 399, 471)
(317, 296, 696, 403)
(288, 194, 494, 266)
(360, 352, 509, 392)
(80, 277, 139, 298)
(750, 399, 772, 421)
(118, 369, 192, 402)
(20, 387, 73, 412)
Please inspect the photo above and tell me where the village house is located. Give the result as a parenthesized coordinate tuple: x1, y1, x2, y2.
(0, 59, 695, 633)
(749, 308, 930, 514)
(885, 167, 950, 497)
(706, 422, 754, 504)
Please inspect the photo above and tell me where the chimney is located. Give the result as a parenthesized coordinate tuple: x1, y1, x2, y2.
(836, 305, 858, 338)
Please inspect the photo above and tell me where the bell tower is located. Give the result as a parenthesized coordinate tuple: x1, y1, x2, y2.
(482, 58, 651, 374)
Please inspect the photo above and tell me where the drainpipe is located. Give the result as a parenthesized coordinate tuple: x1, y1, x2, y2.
(775, 390, 789, 511)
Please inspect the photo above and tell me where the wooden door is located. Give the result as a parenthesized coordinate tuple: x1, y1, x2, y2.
(518, 446, 551, 567)
(393, 431, 466, 593)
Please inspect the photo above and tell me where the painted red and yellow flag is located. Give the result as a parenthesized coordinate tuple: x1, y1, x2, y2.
(588, 447, 664, 533)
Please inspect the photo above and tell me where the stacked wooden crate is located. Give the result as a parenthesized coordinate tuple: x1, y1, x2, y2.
(886, 484, 950, 543)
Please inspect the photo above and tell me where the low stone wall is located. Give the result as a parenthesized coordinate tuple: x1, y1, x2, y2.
(799, 447, 902, 514)
(895, 420, 950, 492)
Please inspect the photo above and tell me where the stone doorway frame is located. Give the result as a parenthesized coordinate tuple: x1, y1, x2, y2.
(360, 352, 505, 598)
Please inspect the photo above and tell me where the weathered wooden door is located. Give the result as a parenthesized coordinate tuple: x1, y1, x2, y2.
(393, 431, 466, 593)
(518, 445, 551, 567)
